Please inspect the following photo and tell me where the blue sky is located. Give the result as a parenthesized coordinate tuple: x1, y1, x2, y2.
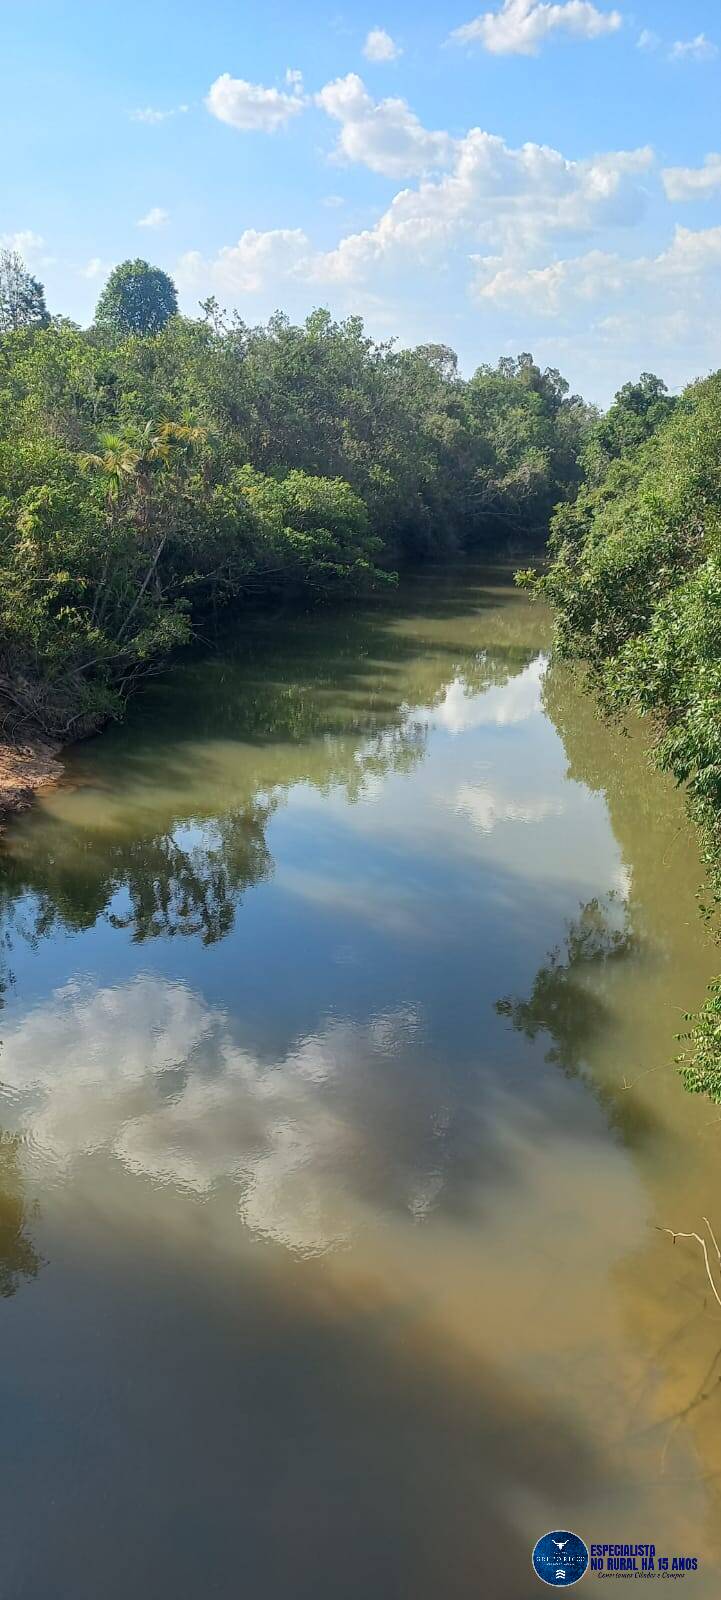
(3, 0, 721, 402)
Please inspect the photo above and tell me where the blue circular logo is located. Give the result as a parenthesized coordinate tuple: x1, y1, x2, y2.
(532, 1531, 589, 1587)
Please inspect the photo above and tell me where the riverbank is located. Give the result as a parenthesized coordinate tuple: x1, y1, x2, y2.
(0, 737, 62, 825)
(531, 368, 721, 1101)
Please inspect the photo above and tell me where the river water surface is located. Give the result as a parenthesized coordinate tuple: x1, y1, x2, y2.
(2, 564, 721, 1597)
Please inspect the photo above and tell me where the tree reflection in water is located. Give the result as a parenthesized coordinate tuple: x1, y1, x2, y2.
(0, 567, 545, 956)
(496, 894, 636, 1076)
(0, 1132, 42, 1298)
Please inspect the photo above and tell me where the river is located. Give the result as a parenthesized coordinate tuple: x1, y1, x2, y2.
(1, 563, 720, 1597)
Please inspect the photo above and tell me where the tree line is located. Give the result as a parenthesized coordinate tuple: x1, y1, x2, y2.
(525, 367, 721, 1100)
(0, 250, 593, 738)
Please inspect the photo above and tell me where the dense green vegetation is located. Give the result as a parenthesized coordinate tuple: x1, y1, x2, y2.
(0, 250, 592, 739)
(526, 368, 721, 1100)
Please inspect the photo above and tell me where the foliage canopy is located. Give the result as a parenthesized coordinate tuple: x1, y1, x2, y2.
(0, 249, 49, 334)
(94, 259, 179, 337)
(0, 256, 592, 739)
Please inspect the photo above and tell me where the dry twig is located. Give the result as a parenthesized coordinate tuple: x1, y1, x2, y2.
(656, 1218, 721, 1310)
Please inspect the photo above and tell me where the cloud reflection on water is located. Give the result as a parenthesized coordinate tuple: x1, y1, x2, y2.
(0, 975, 447, 1257)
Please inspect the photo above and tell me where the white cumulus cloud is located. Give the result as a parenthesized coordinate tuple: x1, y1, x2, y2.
(363, 26, 403, 62)
(136, 206, 169, 228)
(316, 73, 455, 178)
(1, 229, 45, 260)
(473, 224, 721, 318)
(657, 223, 721, 276)
(662, 154, 721, 202)
(206, 72, 306, 133)
(450, 0, 622, 56)
(182, 119, 653, 305)
(669, 33, 718, 63)
(131, 104, 189, 124)
(80, 257, 107, 280)
(475, 248, 631, 312)
(178, 227, 311, 295)
(309, 132, 653, 284)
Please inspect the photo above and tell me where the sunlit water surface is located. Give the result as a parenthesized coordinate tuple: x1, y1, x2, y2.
(1, 565, 721, 1597)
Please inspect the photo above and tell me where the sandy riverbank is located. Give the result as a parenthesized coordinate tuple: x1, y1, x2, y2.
(0, 738, 63, 825)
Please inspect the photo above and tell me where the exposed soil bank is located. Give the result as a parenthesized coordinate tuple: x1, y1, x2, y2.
(0, 738, 62, 826)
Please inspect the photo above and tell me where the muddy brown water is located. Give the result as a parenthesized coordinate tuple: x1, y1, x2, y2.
(1, 563, 720, 1597)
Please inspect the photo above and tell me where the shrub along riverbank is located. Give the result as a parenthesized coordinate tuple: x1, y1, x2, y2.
(0, 251, 593, 746)
(523, 370, 721, 1100)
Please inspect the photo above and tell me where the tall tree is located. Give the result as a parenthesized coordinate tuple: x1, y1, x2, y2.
(0, 249, 49, 333)
(94, 259, 178, 338)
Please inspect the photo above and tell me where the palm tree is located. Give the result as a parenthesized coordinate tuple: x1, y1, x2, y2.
(81, 431, 140, 508)
(81, 421, 204, 513)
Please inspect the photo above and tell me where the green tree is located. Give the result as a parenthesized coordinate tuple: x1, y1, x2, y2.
(465, 354, 593, 538)
(581, 372, 675, 485)
(0, 249, 49, 333)
(94, 259, 178, 338)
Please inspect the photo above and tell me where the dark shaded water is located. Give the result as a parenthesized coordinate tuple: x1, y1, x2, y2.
(1, 565, 720, 1597)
